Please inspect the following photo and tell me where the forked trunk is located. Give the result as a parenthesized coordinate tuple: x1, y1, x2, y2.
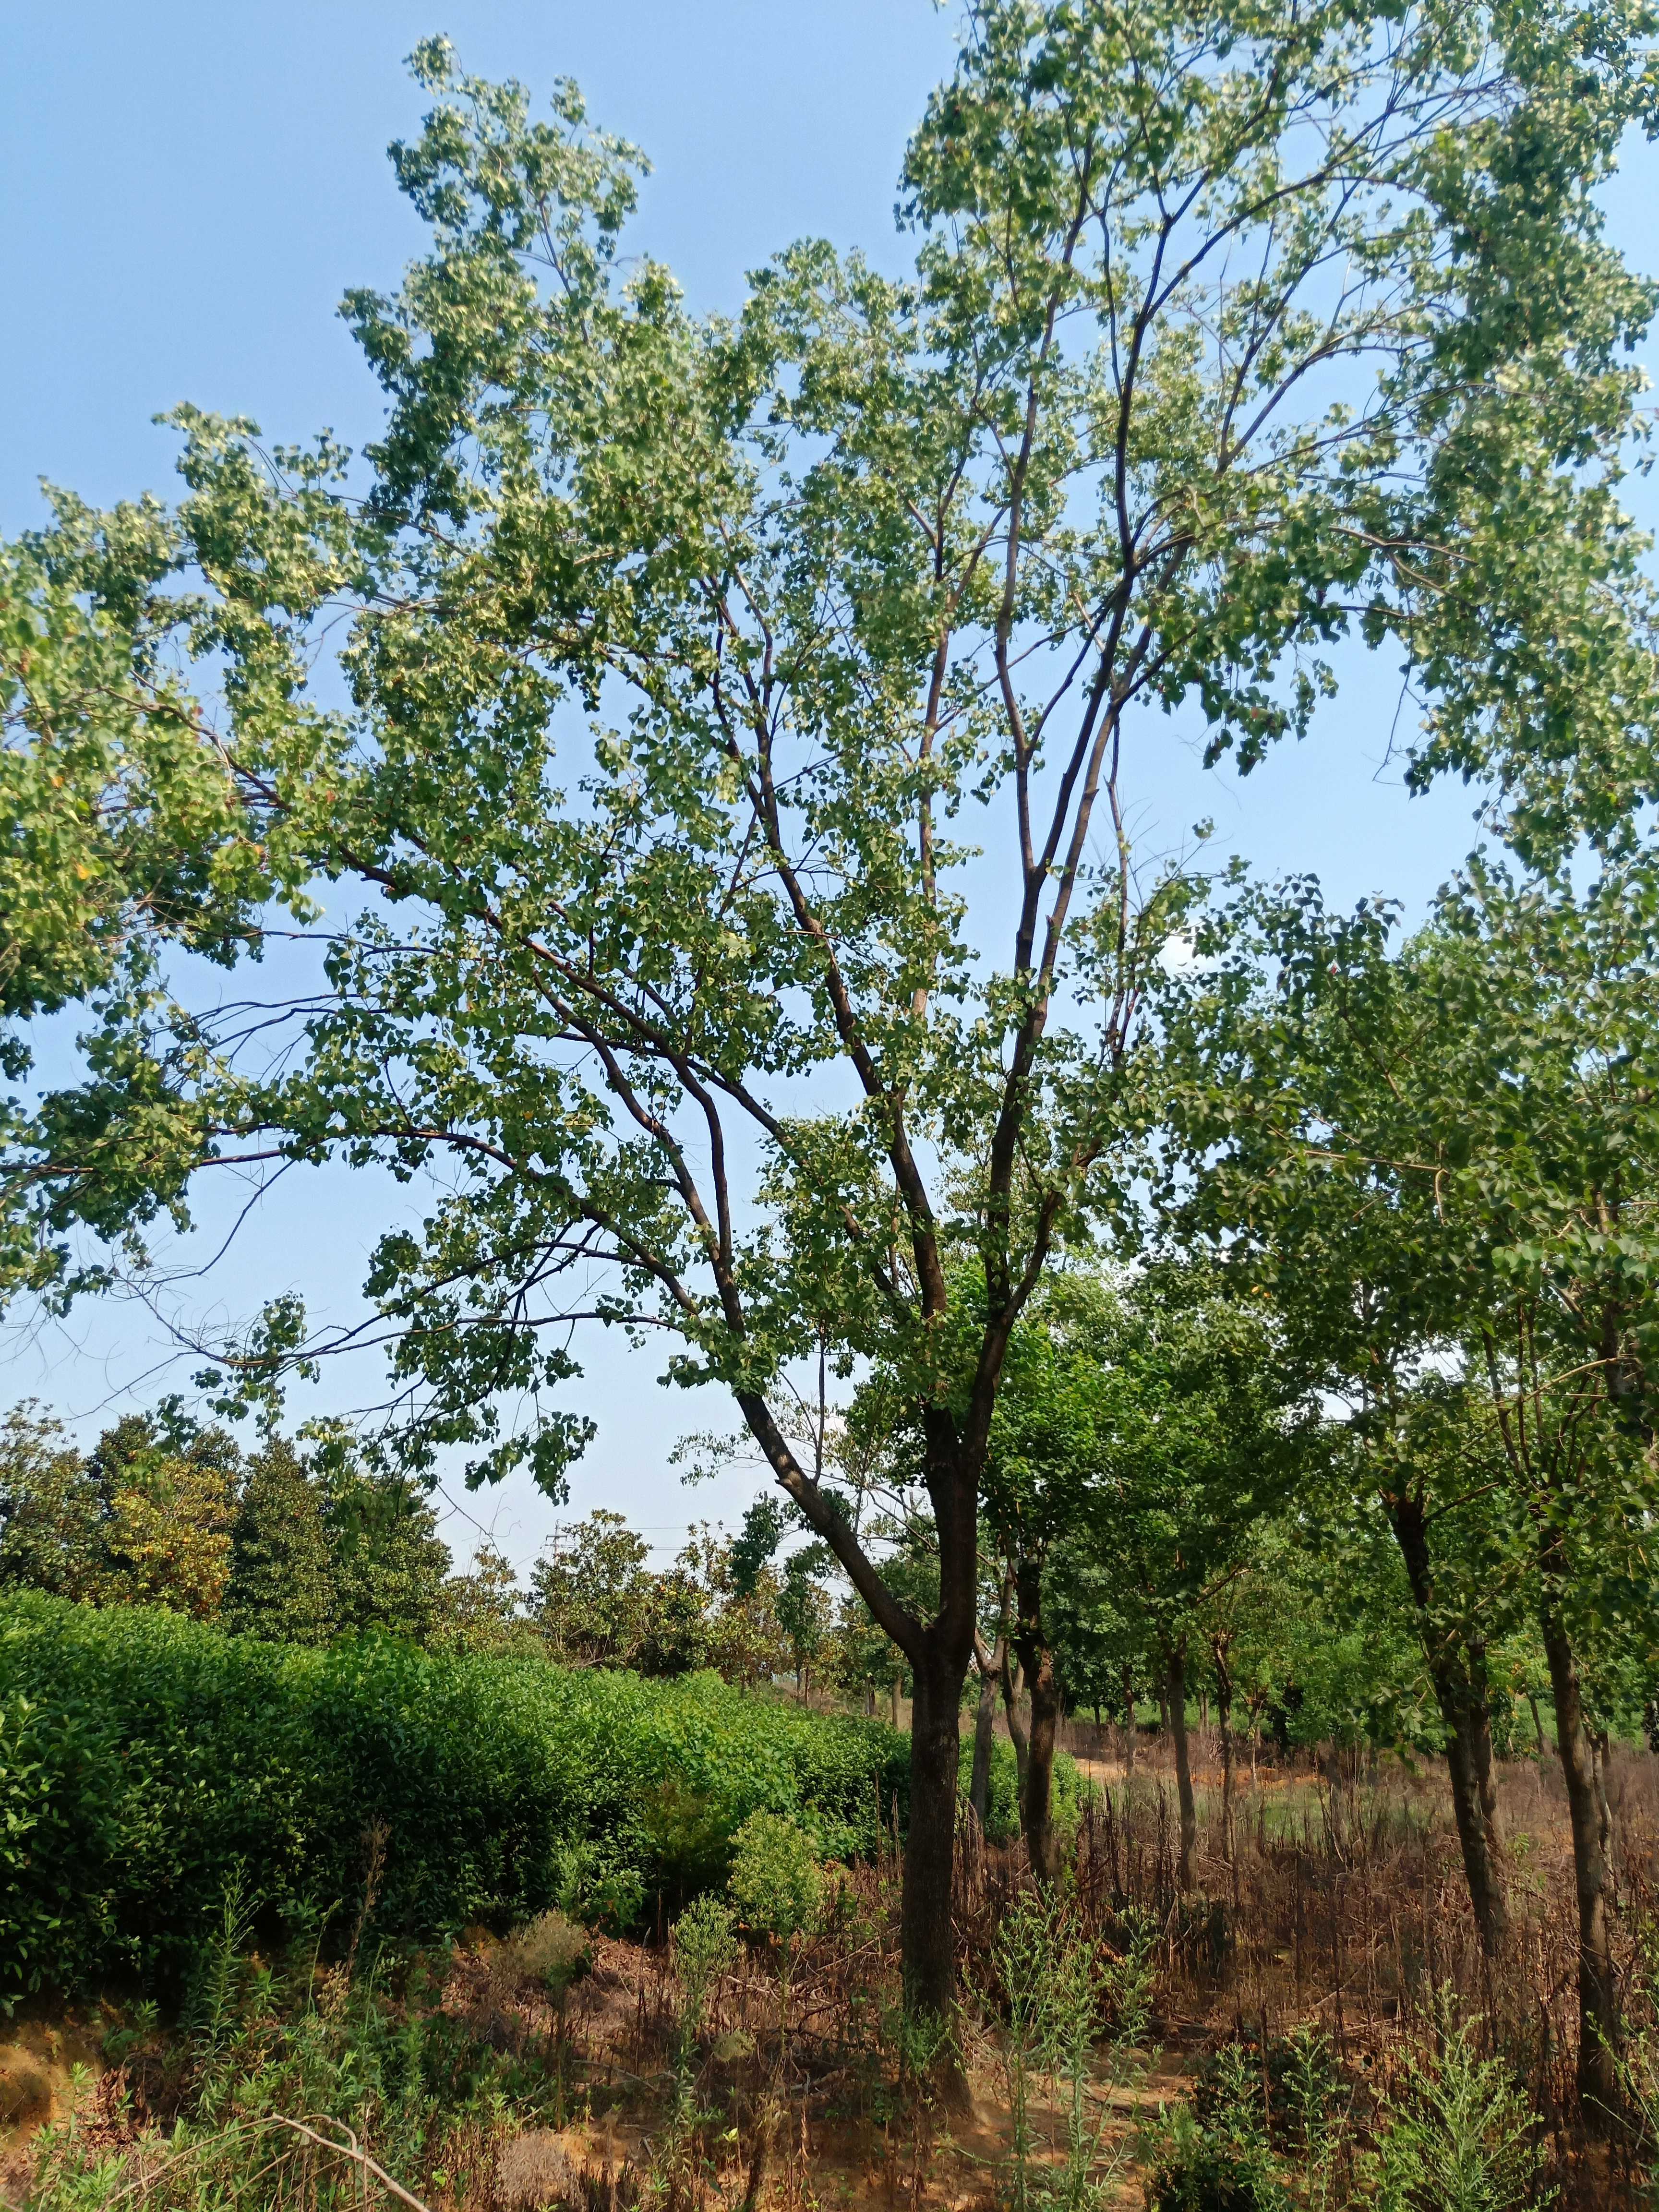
(903, 1650, 966, 2029)
(1440, 1681, 1509, 1956)
(1388, 1496, 1509, 1957)
(1166, 1645, 1197, 1891)
(1012, 1558, 1061, 1885)
(1542, 1603, 1620, 2123)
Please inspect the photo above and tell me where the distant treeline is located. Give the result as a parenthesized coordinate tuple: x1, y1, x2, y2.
(0, 1401, 919, 1703)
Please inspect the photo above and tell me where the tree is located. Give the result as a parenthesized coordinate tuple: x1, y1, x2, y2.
(0, 1404, 103, 1599)
(4, 4, 1655, 2021)
(85, 1410, 240, 1618)
(318, 1445, 451, 1641)
(223, 1434, 335, 1644)
(434, 1540, 542, 1656)
(971, 1276, 1121, 1882)
(1160, 854, 1659, 2116)
(1044, 1263, 1300, 1887)
(531, 1510, 659, 1667)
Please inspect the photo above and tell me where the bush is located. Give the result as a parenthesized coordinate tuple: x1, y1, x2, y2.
(491, 1909, 589, 2002)
(726, 1811, 824, 1941)
(1145, 2045, 1293, 2212)
(0, 1591, 909, 2000)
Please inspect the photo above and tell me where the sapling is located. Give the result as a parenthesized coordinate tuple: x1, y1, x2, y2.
(670, 1895, 739, 2108)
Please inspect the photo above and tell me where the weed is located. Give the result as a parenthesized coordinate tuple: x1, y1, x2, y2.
(1367, 2000, 1554, 2212)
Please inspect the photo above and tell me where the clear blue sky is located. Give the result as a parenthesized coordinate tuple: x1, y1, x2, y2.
(4, 5, 1655, 1568)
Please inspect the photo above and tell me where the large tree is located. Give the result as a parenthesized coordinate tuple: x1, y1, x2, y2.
(3, 0, 1656, 2020)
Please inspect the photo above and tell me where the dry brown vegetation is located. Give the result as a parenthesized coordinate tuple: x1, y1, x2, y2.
(7, 1734, 1659, 2209)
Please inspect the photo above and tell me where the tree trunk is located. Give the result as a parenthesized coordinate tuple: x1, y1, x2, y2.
(1121, 1662, 1136, 1779)
(969, 1661, 998, 1827)
(1012, 1557, 1061, 1885)
(903, 1650, 965, 2027)
(1387, 1495, 1510, 1957)
(890, 1675, 902, 1732)
(1528, 1692, 1545, 1755)
(1541, 1602, 1620, 2123)
(1000, 1647, 1030, 1800)
(1214, 1644, 1235, 1868)
(1166, 1645, 1197, 1891)
(1438, 1691, 1509, 1952)
(1591, 1727, 1616, 1872)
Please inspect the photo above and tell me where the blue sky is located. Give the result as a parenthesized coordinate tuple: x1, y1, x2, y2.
(4, 4, 1655, 1569)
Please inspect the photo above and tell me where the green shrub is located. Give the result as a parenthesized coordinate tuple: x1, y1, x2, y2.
(726, 1811, 824, 1942)
(1146, 2045, 1293, 2212)
(0, 1591, 909, 2000)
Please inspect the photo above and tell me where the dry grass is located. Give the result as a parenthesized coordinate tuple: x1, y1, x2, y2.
(9, 1736, 1659, 2209)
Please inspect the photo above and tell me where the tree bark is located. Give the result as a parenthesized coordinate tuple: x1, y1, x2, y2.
(1012, 1556, 1061, 1885)
(1121, 1662, 1137, 1779)
(1591, 1726, 1616, 1872)
(1213, 1639, 1235, 1868)
(903, 1648, 965, 2026)
(969, 1658, 998, 1827)
(1541, 1601, 1620, 2123)
(1000, 1647, 1030, 1800)
(1387, 1495, 1510, 1957)
(1166, 1644, 1197, 1891)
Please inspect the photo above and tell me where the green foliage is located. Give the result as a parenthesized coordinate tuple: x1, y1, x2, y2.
(1146, 2012, 1552, 2212)
(673, 1892, 739, 2029)
(222, 1436, 333, 1645)
(986, 1892, 1154, 2212)
(0, 1405, 102, 1600)
(1367, 2014, 1553, 2212)
(529, 1510, 730, 1677)
(0, 1589, 908, 2002)
(4, 0, 1653, 1758)
(0, 1406, 454, 1646)
(1147, 2061, 1292, 2212)
(726, 1810, 824, 1942)
(0, 1403, 242, 1620)
(313, 1446, 452, 1642)
(671, 1891, 740, 2095)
